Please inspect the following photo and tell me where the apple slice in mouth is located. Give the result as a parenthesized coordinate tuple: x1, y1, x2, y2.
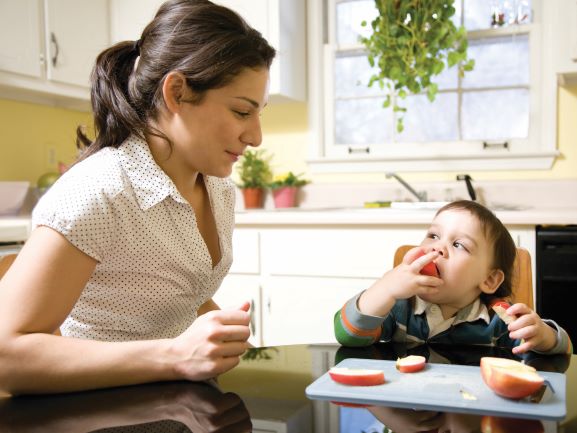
(328, 367, 385, 386)
(396, 355, 427, 373)
(480, 357, 544, 399)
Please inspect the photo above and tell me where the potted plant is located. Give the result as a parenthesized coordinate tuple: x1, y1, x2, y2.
(235, 149, 272, 209)
(269, 171, 309, 208)
(360, 0, 475, 132)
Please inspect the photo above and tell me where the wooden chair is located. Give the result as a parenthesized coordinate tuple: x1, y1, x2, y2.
(393, 245, 534, 309)
(0, 254, 17, 280)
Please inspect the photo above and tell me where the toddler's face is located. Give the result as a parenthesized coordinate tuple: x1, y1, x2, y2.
(419, 209, 496, 309)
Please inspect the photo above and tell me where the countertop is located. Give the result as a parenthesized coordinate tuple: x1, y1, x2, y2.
(3, 206, 577, 244)
(234, 206, 577, 226)
(0, 343, 575, 432)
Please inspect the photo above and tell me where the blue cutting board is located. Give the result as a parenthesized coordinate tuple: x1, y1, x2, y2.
(305, 358, 566, 421)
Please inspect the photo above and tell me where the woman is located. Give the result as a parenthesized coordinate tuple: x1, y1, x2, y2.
(0, 0, 275, 395)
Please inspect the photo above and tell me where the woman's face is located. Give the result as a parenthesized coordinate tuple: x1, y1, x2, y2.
(419, 209, 497, 309)
(158, 67, 270, 179)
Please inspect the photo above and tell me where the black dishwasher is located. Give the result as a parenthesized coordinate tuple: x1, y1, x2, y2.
(536, 225, 577, 354)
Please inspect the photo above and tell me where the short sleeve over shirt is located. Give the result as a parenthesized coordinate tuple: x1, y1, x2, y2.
(32, 135, 235, 341)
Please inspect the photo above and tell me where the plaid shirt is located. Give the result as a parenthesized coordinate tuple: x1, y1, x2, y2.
(334, 292, 572, 355)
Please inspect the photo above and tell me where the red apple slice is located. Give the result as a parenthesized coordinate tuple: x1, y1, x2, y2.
(396, 355, 427, 373)
(492, 301, 515, 325)
(480, 357, 544, 399)
(328, 367, 385, 386)
(410, 250, 439, 277)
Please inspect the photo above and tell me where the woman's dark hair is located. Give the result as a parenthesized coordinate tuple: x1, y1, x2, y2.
(76, 0, 276, 159)
(436, 200, 517, 305)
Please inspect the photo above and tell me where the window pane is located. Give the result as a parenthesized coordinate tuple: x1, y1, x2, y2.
(465, 0, 531, 30)
(335, 98, 393, 145)
(335, 54, 382, 98)
(434, 64, 459, 90)
(462, 35, 529, 88)
(462, 89, 529, 140)
(396, 93, 459, 142)
(336, 0, 378, 46)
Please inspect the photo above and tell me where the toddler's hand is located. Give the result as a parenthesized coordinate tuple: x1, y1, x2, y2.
(359, 248, 443, 316)
(505, 303, 557, 354)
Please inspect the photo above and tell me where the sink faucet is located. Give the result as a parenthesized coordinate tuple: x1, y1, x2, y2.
(385, 172, 427, 202)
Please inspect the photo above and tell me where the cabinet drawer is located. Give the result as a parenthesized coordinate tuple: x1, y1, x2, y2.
(261, 228, 426, 278)
(229, 229, 260, 274)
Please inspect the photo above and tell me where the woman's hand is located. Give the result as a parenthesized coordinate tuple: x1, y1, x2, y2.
(506, 303, 558, 354)
(170, 302, 252, 381)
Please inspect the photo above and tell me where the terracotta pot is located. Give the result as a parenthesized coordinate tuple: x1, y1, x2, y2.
(242, 188, 265, 209)
(272, 186, 298, 208)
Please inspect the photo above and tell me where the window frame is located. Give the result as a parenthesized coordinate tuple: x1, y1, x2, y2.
(306, 0, 559, 173)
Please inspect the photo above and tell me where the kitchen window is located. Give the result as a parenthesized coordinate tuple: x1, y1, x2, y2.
(307, 0, 559, 172)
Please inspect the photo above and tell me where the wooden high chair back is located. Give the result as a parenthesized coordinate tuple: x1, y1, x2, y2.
(393, 245, 534, 309)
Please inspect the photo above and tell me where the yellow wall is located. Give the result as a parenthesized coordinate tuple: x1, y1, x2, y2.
(259, 84, 577, 183)
(0, 99, 91, 184)
(1, 84, 576, 185)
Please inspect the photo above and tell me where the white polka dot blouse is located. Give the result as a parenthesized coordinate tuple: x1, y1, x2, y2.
(32, 135, 235, 341)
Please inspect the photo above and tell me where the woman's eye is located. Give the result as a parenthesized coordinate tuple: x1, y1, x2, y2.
(233, 110, 250, 118)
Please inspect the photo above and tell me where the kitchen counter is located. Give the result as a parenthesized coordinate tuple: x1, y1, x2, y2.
(234, 206, 577, 226)
(0, 216, 31, 242)
(3, 206, 576, 244)
(0, 343, 575, 432)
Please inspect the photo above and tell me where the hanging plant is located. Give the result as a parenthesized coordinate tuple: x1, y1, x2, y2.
(360, 0, 475, 132)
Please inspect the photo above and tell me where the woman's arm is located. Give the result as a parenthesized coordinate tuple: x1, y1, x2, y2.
(0, 227, 251, 395)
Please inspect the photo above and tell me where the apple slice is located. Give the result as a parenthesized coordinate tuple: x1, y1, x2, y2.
(396, 355, 427, 373)
(492, 301, 515, 325)
(411, 250, 439, 277)
(328, 367, 385, 386)
(480, 357, 544, 399)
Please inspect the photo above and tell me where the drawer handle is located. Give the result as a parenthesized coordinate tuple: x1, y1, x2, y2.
(249, 299, 255, 335)
(50, 32, 60, 67)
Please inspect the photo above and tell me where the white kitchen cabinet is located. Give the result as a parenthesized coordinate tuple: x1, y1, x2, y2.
(43, 0, 109, 87)
(110, 0, 306, 103)
(0, 0, 109, 108)
(0, 0, 42, 78)
(213, 275, 262, 346)
(214, 0, 306, 102)
(108, 0, 164, 43)
(261, 276, 372, 346)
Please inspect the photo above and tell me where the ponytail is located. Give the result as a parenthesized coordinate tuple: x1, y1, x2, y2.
(76, 41, 144, 161)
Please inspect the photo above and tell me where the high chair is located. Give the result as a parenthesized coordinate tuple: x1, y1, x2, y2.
(393, 246, 534, 309)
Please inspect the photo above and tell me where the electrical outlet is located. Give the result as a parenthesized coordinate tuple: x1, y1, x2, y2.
(47, 146, 56, 167)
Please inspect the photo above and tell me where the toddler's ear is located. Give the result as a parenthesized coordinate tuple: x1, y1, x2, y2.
(480, 269, 505, 294)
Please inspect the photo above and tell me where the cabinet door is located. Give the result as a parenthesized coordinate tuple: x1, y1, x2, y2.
(0, 0, 42, 77)
(213, 275, 262, 346)
(44, 0, 109, 87)
(109, 0, 165, 43)
(262, 276, 374, 346)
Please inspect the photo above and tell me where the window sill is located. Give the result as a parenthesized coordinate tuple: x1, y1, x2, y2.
(307, 150, 559, 173)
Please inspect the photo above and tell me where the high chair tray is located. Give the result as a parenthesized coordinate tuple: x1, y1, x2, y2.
(305, 358, 566, 421)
